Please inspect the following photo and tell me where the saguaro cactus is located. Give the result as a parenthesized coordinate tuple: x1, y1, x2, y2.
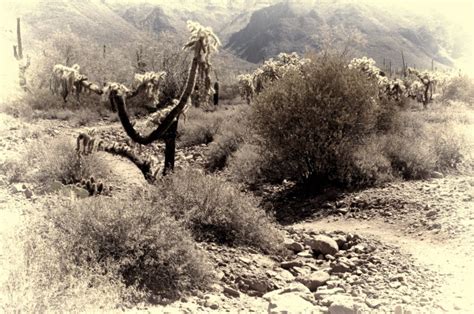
(13, 17, 30, 91)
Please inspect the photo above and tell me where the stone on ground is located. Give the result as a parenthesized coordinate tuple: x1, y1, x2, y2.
(296, 271, 331, 292)
(305, 235, 339, 255)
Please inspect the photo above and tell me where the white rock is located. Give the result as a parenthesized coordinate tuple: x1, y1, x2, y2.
(305, 235, 339, 255)
(264, 283, 315, 314)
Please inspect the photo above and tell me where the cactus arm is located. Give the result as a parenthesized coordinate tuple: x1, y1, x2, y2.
(111, 41, 201, 145)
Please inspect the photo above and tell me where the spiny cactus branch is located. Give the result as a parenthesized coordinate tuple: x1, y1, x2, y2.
(98, 140, 157, 183)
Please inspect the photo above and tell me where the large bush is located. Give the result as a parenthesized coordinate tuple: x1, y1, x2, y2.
(253, 55, 395, 186)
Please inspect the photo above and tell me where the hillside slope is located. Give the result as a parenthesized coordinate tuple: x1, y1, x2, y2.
(10, 0, 145, 45)
(225, 1, 455, 68)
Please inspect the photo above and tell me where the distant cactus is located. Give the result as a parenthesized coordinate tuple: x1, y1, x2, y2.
(237, 52, 309, 104)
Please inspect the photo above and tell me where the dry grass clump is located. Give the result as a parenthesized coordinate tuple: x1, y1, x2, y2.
(205, 106, 251, 171)
(2, 195, 213, 311)
(384, 112, 464, 179)
(440, 75, 474, 104)
(158, 168, 283, 253)
(177, 107, 224, 147)
(1, 136, 110, 186)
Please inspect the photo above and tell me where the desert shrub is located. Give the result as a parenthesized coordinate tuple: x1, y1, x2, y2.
(2, 195, 212, 311)
(21, 136, 110, 186)
(382, 113, 463, 179)
(430, 126, 464, 172)
(253, 55, 395, 186)
(349, 138, 394, 185)
(383, 132, 436, 179)
(205, 106, 251, 171)
(227, 143, 268, 187)
(178, 107, 223, 147)
(0, 159, 25, 184)
(159, 168, 283, 253)
(441, 75, 474, 104)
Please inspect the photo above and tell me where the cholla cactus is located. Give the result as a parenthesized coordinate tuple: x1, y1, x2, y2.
(49, 21, 221, 179)
(50, 64, 87, 101)
(237, 74, 255, 104)
(101, 82, 131, 102)
(253, 52, 310, 93)
(349, 57, 407, 101)
(237, 52, 309, 103)
(407, 67, 435, 108)
(184, 21, 221, 105)
(134, 71, 167, 101)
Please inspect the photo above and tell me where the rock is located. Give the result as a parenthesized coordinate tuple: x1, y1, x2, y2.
(280, 260, 304, 270)
(394, 304, 404, 314)
(204, 295, 220, 310)
(284, 239, 305, 253)
(325, 254, 336, 261)
(292, 266, 311, 277)
(296, 271, 331, 291)
(351, 244, 367, 253)
(305, 235, 339, 256)
(277, 269, 295, 281)
(263, 283, 315, 314)
(337, 208, 349, 214)
(297, 250, 314, 258)
(10, 183, 25, 194)
(314, 287, 345, 299)
(209, 283, 224, 293)
(365, 298, 382, 308)
(389, 281, 402, 289)
(223, 286, 240, 298)
(250, 280, 268, 293)
(327, 295, 365, 314)
(333, 235, 348, 248)
(335, 200, 346, 208)
(263, 282, 311, 300)
(331, 262, 351, 273)
(46, 180, 64, 193)
(24, 188, 33, 199)
(431, 171, 444, 178)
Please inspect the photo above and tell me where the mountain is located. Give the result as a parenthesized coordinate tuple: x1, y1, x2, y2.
(10, 0, 146, 45)
(225, 0, 458, 68)
(3, 0, 470, 74)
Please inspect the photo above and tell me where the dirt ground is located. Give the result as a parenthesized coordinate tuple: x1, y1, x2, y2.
(0, 108, 473, 313)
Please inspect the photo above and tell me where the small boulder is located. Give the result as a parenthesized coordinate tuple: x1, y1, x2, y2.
(305, 235, 339, 256)
(223, 286, 240, 298)
(327, 295, 366, 314)
(331, 262, 351, 274)
(280, 260, 304, 270)
(10, 183, 26, 194)
(46, 180, 64, 193)
(24, 188, 33, 199)
(264, 282, 315, 313)
(284, 239, 305, 253)
(431, 171, 444, 179)
(296, 271, 331, 292)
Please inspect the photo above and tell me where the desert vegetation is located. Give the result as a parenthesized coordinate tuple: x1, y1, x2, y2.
(1, 5, 473, 313)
